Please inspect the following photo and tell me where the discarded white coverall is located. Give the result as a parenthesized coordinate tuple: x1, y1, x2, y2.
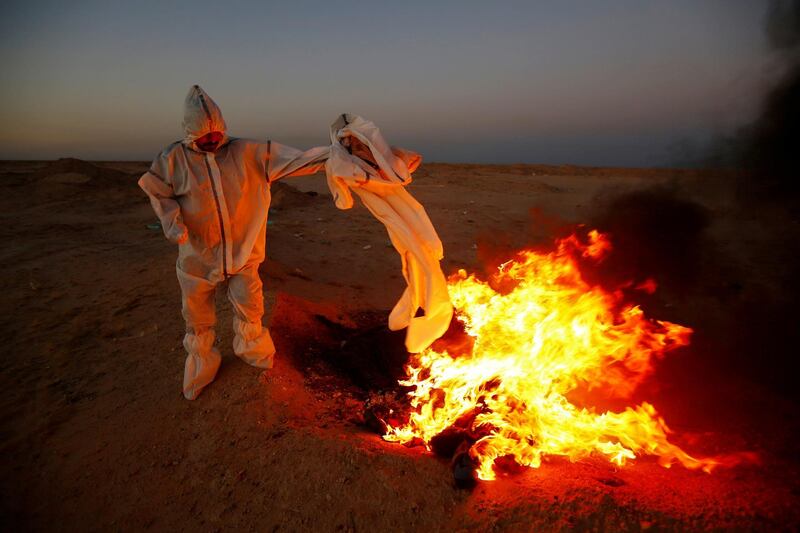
(139, 85, 329, 400)
(325, 114, 453, 353)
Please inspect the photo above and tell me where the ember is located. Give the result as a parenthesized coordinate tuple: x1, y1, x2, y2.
(384, 230, 742, 481)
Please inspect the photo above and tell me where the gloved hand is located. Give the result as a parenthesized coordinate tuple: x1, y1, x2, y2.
(165, 223, 189, 245)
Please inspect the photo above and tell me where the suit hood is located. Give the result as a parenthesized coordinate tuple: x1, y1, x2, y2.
(183, 85, 229, 149)
(329, 113, 411, 185)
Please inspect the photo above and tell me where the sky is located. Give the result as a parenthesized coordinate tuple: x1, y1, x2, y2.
(0, 0, 778, 166)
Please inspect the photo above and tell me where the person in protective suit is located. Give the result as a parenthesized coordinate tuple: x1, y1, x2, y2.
(139, 85, 329, 400)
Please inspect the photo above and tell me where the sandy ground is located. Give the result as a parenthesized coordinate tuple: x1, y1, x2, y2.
(1, 157, 798, 531)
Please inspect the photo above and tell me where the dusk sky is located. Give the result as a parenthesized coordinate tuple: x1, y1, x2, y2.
(0, 1, 777, 166)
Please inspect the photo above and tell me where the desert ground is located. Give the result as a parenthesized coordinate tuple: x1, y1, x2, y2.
(1, 157, 798, 531)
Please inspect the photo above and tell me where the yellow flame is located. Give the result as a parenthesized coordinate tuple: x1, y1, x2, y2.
(384, 230, 722, 480)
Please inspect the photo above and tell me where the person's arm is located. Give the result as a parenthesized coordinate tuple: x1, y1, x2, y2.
(266, 140, 329, 182)
(138, 155, 188, 244)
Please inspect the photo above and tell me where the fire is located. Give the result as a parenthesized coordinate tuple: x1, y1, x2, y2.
(384, 230, 726, 480)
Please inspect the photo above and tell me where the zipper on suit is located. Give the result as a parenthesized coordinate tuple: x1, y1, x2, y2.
(203, 154, 229, 277)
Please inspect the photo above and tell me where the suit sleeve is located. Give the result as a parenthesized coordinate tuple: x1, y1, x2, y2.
(391, 146, 422, 174)
(266, 140, 330, 182)
(137, 154, 188, 244)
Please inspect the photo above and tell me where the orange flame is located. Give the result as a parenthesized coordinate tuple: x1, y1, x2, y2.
(384, 230, 730, 480)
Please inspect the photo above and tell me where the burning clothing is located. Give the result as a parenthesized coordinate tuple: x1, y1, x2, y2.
(139, 85, 328, 399)
(326, 114, 454, 353)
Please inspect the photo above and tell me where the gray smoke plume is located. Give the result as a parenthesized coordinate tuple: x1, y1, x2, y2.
(740, 0, 800, 202)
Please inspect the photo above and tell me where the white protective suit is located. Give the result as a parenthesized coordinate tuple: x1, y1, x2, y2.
(139, 85, 329, 400)
(325, 114, 453, 353)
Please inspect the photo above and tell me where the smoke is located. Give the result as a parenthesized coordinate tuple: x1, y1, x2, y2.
(739, 0, 800, 202)
(587, 184, 711, 294)
(575, 0, 800, 394)
(582, 178, 800, 403)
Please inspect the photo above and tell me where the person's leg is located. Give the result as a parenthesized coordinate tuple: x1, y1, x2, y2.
(227, 264, 275, 368)
(177, 267, 221, 400)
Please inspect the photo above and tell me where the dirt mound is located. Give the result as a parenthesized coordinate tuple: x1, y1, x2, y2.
(28, 159, 138, 208)
(37, 158, 104, 177)
(270, 181, 326, 210)
(41, 172, 92, 185)
(35, 158, 132, 186)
